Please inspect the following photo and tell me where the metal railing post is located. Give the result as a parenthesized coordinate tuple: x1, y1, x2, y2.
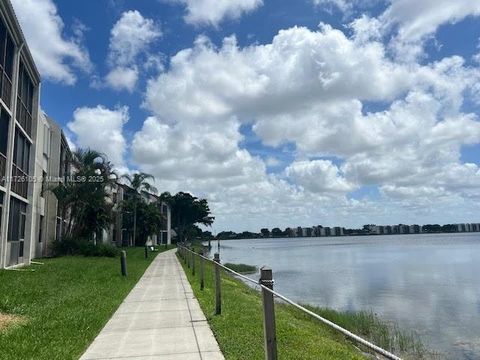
(214, 253, 221, 315)
(260, 267, 277, 360)
(187, 247, 191, 268)
(120, 250, 127, 277)
(200, 249, 205, 291)
(191, 247, 195, 276)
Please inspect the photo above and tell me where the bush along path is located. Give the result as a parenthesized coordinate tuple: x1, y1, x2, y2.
(0, 246, 174, 360)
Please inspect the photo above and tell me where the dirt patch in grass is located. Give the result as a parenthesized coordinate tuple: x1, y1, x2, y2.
(0, 313, 27, 332)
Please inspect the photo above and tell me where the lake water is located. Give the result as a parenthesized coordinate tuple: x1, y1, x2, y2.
(209, 233, 480, 359)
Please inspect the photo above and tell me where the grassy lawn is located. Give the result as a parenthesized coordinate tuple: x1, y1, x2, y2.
(0, 246, 174, 360)
(178, 251, 368, 360)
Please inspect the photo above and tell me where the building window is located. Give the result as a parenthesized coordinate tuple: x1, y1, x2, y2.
(38, 215, 43, 243)
(0, 191, 4, 231)
(55, 217, 61, 242)
(11, 129, 30, 198)
(41, 170, 47, 196)
(59, 139, 70, 179)
(8, 197, 27, 242)
(0, 17, 14, 108)
(0, 108, 8, 182)
(16, 62, 34, 136)
(43, 124, 50, 156)
(0, 107, 8, 155)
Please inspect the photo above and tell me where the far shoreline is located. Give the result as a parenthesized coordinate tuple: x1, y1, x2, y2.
(211, 231, 480, 241)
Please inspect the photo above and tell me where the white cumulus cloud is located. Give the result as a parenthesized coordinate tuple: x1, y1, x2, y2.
(67, 105, 129, 170)
(105, 10, 161, 91)
(381, 0, 480, 61)
(286, 160, 356, 193)
(105, 67, 139, 92)
(381, 0, 480, 43)
(133, 12, 480, 230)
(10, 0, 92, 84)
(167, 0, 263, 26)
(145, 26, 413, 125)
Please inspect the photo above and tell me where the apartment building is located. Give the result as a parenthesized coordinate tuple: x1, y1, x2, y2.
(109, 184, 171, 247)
(30, 113, 72, 259)
(0, 1, 171, 268)
(0, 0, 41, 268)
(144, 190, 172, 246)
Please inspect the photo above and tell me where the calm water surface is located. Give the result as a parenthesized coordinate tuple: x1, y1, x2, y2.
(210, 233, 480, 359)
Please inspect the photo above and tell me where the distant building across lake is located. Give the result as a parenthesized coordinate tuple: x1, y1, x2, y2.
(282, 223, 480, 238)
(214, 222, 480, 240)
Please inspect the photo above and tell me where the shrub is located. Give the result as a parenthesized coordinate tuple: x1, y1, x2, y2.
(223, 263, 257, 274)
(53, 238, 119, 257)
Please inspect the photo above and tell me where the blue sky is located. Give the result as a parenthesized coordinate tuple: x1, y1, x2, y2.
(40, 0, 345, 134)
(10, 0, 480, 232)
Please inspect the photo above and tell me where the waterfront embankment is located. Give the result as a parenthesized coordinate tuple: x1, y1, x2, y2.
(178, 248, 428, 359)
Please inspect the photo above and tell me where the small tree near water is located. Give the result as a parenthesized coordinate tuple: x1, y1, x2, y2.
(160, 192, 214, 243)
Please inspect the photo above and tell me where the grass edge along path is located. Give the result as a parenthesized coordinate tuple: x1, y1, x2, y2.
(0, 246, 175, 360)
(178, 250, 429, 360)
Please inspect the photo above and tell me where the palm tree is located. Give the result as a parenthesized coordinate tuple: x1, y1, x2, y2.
(51, 148, 117, 241)
(121, 172, 157, 246)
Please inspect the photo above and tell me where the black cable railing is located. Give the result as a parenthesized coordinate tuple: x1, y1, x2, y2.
(177, 245, 402, 360)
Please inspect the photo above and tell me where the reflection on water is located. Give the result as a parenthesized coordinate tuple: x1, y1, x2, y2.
(212, 233, 480, 359)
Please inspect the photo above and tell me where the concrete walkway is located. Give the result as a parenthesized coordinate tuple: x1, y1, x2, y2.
(80, 249, 225, 360)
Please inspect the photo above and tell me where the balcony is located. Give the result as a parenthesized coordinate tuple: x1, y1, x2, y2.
(11, 165, 28, 199)
(16, 100, 32, 137)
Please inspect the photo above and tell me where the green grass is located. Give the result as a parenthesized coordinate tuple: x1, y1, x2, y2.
(0, 246, 175, 360)
(302, 306, 429, 359)
(178, 251, 367, 360)
(223, 263, 257, 274)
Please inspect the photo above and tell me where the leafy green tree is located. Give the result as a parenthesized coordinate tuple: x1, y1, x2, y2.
(201, 231, 214, 239)
(184, 224, 202, 241)
(239, 231, 258, 239)
(160, 192, 214, 243)
(121, 173, 157, 246)
(271, 228, 283, 237)
(52, 148, 117, 242)
(216, 231, 237, 240)
(121, 200, 164, 246)
(284, 227, 293, 237)
(260, 228, 270, 238)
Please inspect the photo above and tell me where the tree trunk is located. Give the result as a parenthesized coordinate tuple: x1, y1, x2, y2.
(133, 202, 137, 247)
(66, 206, 74, 238)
